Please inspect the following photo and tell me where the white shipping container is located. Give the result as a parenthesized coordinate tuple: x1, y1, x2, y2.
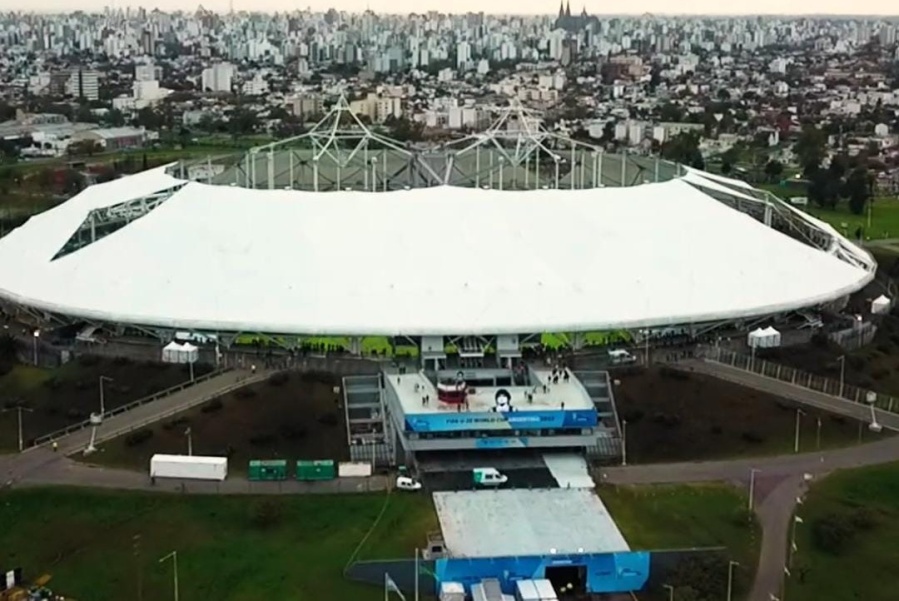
(532, 579, 558, 601)
(150, 454, 228, 481)
(439, 582, 465, 601)
(514, 580, 541, 601)
(338, 462, 373, 477)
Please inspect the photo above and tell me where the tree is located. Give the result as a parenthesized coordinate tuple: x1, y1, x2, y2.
(661, 131, 705, 169)
(721, 161, 732, 175)
(104, 109, 126, 127)
(764, 160, 784, 183)
(845, 167, 873, 215)
(793, 125, 827, 176)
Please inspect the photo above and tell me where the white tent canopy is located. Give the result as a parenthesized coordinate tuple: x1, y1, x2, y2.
(0, 173, 876, 336)
(748, 327, 781, 349)
(871, 295, 891, 315)
(162, 341, 199, 364)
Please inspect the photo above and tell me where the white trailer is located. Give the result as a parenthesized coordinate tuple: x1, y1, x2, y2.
(150, 454, 228, 481)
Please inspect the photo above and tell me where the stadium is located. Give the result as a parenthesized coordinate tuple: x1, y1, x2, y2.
(0, 99, 876, 346)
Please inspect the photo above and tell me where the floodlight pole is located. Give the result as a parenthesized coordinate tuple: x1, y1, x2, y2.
(620, 420, 628, 466)
(794, 409, 804, 454)
(32, 330, 40, 365)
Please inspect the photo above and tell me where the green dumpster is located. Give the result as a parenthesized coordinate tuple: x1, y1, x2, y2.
(296, 459, 336, 481)
(248, 459, 288, 481)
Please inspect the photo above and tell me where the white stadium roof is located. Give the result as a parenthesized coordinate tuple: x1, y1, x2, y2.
(0, 167, 875, 336)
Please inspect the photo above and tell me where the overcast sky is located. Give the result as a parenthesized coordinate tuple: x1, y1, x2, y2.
(4, 0, 899, 15)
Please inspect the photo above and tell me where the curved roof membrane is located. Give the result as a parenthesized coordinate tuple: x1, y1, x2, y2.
(0, 168, 875, 336)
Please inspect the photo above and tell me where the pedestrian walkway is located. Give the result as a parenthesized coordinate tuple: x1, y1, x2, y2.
(679, 358, 899, 431)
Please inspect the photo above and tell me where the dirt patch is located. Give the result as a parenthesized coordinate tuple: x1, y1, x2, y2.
(83, 371, 349, 472)
(614, 366, 875, 463)
(0, 355, 203, 447)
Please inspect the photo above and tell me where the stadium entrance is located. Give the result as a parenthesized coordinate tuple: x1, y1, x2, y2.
(545, 564, 587, 597)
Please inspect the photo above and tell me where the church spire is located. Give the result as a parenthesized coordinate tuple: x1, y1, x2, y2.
(559, 0, 565, 17)
(565, 0, 571, 16)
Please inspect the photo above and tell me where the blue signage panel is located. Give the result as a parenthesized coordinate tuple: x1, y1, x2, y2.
(434, 551, 651, 595)
(404, 409, 597, 433)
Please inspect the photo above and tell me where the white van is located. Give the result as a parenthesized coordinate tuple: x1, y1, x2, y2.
(607, 349, 636, 365)
(473, 467, 508, 487)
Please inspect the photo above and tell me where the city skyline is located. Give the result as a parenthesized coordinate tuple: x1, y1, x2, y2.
(3, 0, 899, 16)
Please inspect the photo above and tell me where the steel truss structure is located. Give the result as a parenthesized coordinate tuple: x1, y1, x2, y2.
(53, 184, 187, 260)
(170, 97, 681, 192)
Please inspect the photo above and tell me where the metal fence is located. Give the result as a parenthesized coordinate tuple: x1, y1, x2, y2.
(707, 347, 899, 414)
(31, 367, 232, 447)
(828, 322, 878, 352)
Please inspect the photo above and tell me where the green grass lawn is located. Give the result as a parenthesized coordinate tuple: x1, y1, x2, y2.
(0, 488, 436, 601)
(602, 483, 759, 601)
(785, 463, 899, 601)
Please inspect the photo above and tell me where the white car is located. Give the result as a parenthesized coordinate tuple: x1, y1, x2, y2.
(396, 476, 423, 491)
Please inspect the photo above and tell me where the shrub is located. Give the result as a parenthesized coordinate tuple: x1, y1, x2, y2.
(810, 332, 829, 347)
(112, 356, 132, 366)
(43, 377, 61, 390)
(124, 429, 153, 447)
(235, 388, 257, 399)
(200, 398, 224, 413)
(77, 354, 100, 367)
(300, 370, 339, 385)
(279, 424, 307, 440)
(811, 512, 857, 555)
(848, 356, 866, 371)
(659, 366, 689, 380)
(741, 431, 765, 444)
(268, 372, 289, 387)
(621, 409, 645, 424)
(871, 367, 891, 380)
(249, 433, 276, 446)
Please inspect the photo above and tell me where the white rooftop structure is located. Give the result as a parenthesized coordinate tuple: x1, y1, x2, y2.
(0, 166, 875, 336)
(433, 489, 630, 558)
(391, 368, 593, 415)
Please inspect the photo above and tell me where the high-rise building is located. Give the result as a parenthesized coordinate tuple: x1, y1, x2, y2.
(201, 62, 235, 93)
(66, 68, 100, 101)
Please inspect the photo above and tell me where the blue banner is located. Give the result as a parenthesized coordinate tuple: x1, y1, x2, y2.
(434, 551, 650, 595)
(404, 409, 597, 433)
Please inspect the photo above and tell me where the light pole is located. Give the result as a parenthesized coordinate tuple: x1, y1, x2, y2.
(662, 583, 674, 601)
(99, 375, 114, 417)
(158, 551, 179, 601)
(32, 330, 40, 366)
(185, 427, 193, 456)
(816, 418, 822, 451)
(2, 405, 33, 452)
(793, 408, 804, 454)
(748, 468, 760, 513)
(837, 355, 845, 398)
(621, 420, 628, 466)
(727, 561, 739, 601)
